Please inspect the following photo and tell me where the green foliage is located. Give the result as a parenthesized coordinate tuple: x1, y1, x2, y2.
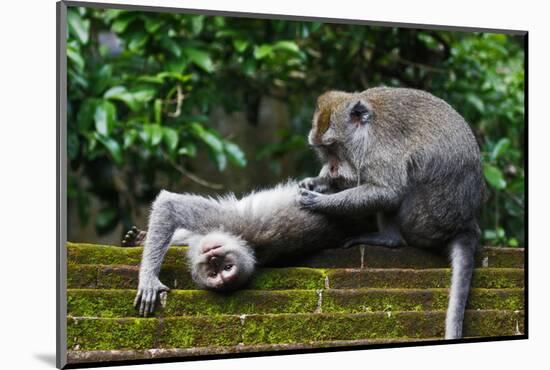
(67, 6, 524, 246)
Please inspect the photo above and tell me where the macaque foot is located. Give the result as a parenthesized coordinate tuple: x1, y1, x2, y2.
(342, 232, 405, 249)
(133, 276, 170, 317)
(122, 226, 147, 247)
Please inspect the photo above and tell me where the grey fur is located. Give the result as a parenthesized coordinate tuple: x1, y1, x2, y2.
(134, 181, 362, 316)
(299, 87, 484, 339)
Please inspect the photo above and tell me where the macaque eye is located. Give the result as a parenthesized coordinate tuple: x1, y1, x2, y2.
(223, 264, 233, 271)
(208, 271, 217, 277)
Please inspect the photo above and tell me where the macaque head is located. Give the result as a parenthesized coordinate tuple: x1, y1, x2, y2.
(309, 90, 373, 183)
(188, 231, 256, 291)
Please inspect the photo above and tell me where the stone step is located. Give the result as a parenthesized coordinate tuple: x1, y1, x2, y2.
(67, 243, 524, 269)
(67, 288, 524, 317)
(64, 337, 449, 364)
(68, 265, 524, 290)
(67, 310, 524, 352)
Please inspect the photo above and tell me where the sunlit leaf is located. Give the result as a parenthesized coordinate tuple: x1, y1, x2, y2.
(254, 44, 273, 59)
(94, 100, 116, 136)
(224, 141, 247, 167)
(183, 48, 214, 72)
(272, 40, 300, 54)
(95, 133, 123, 166)
(233, 39, 249, 53)
(163, 127, 179, 151)
(490, 138, 511, 161)
(483, 163, 507, 190)
(67, 9, 89, 44)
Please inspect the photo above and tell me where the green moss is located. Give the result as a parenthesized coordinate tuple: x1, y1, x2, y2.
(247, 268, 326, 290)
(463, 310, 524, 336)
(161, 316, 242, 347)
(327, 268, 524, 289)
(67, 310, 524, 351)
(67, 316, 157, 350)
(67, 289, 319, 317)
(67, 243, 188, 266)
(482, 248, 525, 268)
(322, 288, 523, 313)
(68, 290, 139, 318)
(242, 310, 523, 344)
(67, 265, 97, 288)
(67, 243, 524, 269)
(472, 268, 525, 288)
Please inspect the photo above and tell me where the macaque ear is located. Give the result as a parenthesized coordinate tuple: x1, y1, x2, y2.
(349, 101, 370, 125)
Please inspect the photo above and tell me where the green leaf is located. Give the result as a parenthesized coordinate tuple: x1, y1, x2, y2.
(144, 17, 163, 33)
(183, 48, 214, 72)
(189, 123, 223, 152)
(465, 93, 485, 113)
(233, 39, 249, 53)
(162, 127, 179, 151)
(67, 44, 85, 70)
(141, 124, 163, 146)
(94, 133, 123, 166)
(191, 16, 204, 35)
(111, 14, 135, 33)
(272, 40, 300, 54)
(178, 142, 197, 157)
(128, 31, 149, 52)
(104, 86, 156, 111)
(254, 44, 273, 59)
(123, 129, 138, 149)
(94, 100, 116, 136)
(224, 141, 247, 167)
(189, 123, 226, 170)
(483, 163, 507, 190)
(490, 138, 511, 161)
(161, 37, 183, 58)
(154, 99, 162, 125)
(77, 99, 98, 131)
(67, 9, 89, 44)
(507, 238, 519, 247)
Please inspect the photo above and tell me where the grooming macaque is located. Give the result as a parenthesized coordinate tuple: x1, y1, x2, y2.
(132, 181, 363, 316)
(298, 87, 485, 339)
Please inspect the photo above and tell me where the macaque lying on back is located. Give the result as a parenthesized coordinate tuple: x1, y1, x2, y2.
(130, 181, 363, 316)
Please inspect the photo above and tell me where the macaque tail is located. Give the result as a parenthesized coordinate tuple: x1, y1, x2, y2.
(445, 233, 477, 339)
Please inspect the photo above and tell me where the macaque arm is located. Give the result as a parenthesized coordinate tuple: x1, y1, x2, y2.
(299, 183, 401, 217)
(135, 191, 221, 316)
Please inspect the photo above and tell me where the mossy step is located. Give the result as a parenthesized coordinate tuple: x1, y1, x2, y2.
(67, 310, 524, 351)
(66, 337, 443, 364)
(67, 243, 524, 268)
(68, 264, 524, 290)
(67, 288, 524, 317)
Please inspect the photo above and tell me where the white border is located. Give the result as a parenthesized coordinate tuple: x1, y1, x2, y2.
(1, 0, 546, 369)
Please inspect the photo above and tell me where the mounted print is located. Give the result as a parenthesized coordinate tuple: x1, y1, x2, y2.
(56, 1, 527, 368)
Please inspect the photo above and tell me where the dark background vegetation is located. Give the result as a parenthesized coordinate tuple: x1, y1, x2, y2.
(66, 7, 525, 247)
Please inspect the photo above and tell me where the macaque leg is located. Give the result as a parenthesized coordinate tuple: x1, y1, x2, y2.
(342, 212, 405, 249)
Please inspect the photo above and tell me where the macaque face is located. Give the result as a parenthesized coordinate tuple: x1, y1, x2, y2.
(190, 232, 255, 291)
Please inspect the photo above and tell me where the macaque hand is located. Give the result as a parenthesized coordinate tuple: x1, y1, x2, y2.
(134, 275, 170, 317)
(298, 188, 327, 210)
(298, 177, 331, 194)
